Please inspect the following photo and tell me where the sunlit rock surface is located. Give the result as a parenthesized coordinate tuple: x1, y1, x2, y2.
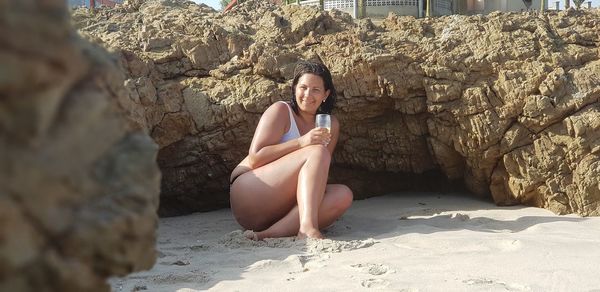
(74, 0, 599, 216)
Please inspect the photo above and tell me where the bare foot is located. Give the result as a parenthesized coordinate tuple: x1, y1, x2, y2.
(297, 228, 324, 240)
(243, 230, 259, 241)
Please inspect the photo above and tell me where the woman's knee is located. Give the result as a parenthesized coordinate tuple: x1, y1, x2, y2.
(304, 144, 331, 163)
(329, 184, 353, 211)
(338, 185, 353, 209)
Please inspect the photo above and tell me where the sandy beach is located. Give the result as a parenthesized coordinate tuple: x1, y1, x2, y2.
(110, 192, 600, 291)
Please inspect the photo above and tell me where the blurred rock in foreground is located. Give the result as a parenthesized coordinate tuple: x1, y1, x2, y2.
(0, 0, 161, 291)
(75, 0, 599, 216)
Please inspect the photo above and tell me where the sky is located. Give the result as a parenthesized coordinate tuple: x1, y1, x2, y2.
(193, 0, 221, 10)
(191, 0, 600, 11)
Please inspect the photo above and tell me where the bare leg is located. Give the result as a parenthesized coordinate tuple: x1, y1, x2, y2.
(296, 145, 330, 238)
(255, 184, 353, 240)
(230, 145, 350, 239)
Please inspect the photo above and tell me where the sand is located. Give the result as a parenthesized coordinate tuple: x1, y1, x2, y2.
(110, 192, 600, 291)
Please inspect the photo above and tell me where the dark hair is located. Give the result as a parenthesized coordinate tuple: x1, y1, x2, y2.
(290, 61, 337, 115)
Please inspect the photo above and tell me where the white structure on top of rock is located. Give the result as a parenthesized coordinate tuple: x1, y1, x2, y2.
(291, 0, 550, 18)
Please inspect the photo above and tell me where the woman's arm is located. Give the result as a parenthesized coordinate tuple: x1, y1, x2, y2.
(326, 115, 340, 154)
(246, 103, 330, 169)
(246, 102, 298, 169)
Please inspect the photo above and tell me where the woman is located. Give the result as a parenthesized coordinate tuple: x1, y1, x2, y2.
(229, 61, 353, 240)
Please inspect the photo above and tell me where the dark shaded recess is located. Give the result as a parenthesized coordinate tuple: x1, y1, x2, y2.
(156, 138, 232, 217)
(158, 195, 229, 217)
(157, 170, 230, 217)
(329, 165, 471, 200)
(157, 162, 471, 217)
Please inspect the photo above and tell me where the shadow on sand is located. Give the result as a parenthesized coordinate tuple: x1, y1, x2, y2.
(111, 191, 588, 291)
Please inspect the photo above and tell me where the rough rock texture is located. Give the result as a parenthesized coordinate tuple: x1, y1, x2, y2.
(74, 0, 599, 216)
(0, 1, 161, 291)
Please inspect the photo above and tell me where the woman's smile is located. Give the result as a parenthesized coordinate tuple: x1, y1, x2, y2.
(295, 73, 330, 112)
(300, 96, 316, 105)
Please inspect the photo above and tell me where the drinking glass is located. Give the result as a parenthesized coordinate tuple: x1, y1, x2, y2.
(315, 114, 331, 133)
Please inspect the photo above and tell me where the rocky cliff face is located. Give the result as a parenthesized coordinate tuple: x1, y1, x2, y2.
(0, 1, 161, 291)
(74, 0, 599, 216)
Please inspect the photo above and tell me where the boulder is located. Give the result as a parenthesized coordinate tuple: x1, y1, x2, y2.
(74, 0, 600, 216)
(0, 0, 161, 291)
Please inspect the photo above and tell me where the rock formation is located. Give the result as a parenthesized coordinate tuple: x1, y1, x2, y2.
(73, 0, 599, 216)
(0, 1, 161, 291)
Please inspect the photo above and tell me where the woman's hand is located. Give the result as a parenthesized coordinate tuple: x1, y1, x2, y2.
(298, 127, 331, 148)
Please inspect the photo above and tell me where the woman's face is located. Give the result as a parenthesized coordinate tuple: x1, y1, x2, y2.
(294, 73, 330, 114)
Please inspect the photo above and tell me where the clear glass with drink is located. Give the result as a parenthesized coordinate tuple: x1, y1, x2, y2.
(315, 114, 331, 133)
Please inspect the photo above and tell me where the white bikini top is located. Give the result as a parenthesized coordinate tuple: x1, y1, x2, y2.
(279, 101, 301, 143)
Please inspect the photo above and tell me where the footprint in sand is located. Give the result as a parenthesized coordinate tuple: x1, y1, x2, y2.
(451, 212, 470, 221)
(281, 254, 330, 273)
(131, 284, 147, 291)
(219, 230, 300, 249)
(305, 238, 378, 253)
(298, 254, 330, 269)
(352, 263, 393, 289)
(150, 271, 210, 285)
(351, 263, 394, 276)
(247, 254, 331, 273)
(247, 259, 276, 271)
(190, 244, 212, 251)
(361, 278, 390, 289)
(158, 259, 190, 266)
(463, 277, 530, 291)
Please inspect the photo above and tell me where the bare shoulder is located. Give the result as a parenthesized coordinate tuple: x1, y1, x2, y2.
(260, 101, 290, 122)
(264, 101, 289, 117)
(250, 101, 292, 151)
